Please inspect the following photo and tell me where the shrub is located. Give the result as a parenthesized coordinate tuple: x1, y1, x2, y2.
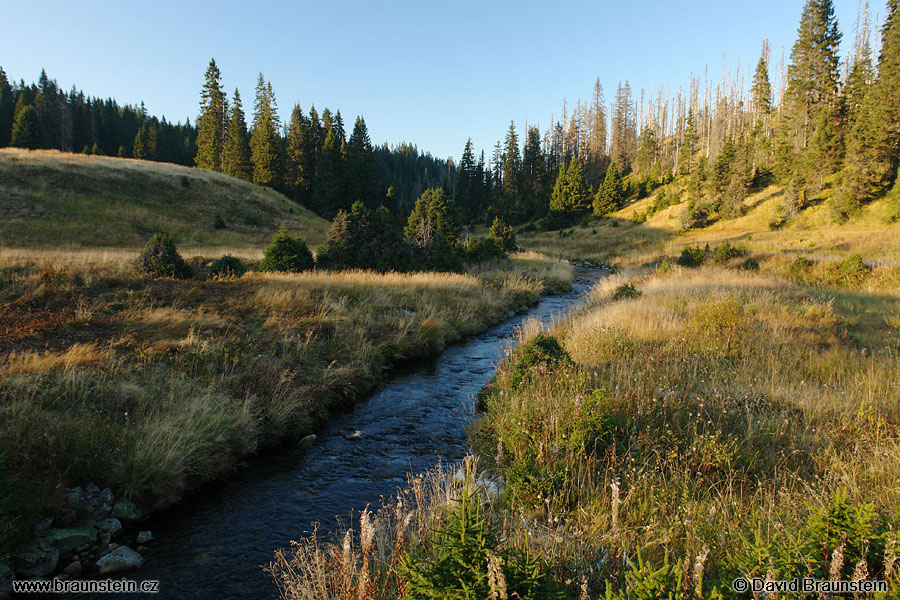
(213, 214, 226, 230)
(604, 552, 722, 599)
(180, 175, 190, 188)
(398, 472, 561, 600)
(488, 217, 517, 253)
(837, 253, 871, 282)
(631, 210, 647, 224)
(789, 255, 814, 275)
(416, 235, 465, 272)
(712, 241, 747, 264)
(649, 187, 679, 215)
(657, 258, 672, 273)
(259, 228, 314, 272)
(675, 245, 705, 268)
(729, 489, 890, 583)
(739, 257, 760, 271)
(465, 237, 507, 264)
(679, 203, 708, 230)
(209, 255, 246, 277)
(317, 202, 413, 272)
(136, 233, 192, 279)
(507, 334, 573, 390)
(612, 283, 642, 300)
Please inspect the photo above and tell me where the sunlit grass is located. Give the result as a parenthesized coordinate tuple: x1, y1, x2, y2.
(0, 147, 329, 248)
(0, 249, 572, 549)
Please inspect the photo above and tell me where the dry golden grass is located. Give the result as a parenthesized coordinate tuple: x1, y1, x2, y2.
(0, 148, 329, 248)
(518, 181, 900, 267)
(0, 249, 572, 556)
(463, 263, 900, 595)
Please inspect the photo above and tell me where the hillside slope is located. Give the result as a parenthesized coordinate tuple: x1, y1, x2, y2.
(0, 149, 329, 248)
(519, 180, 900, 265)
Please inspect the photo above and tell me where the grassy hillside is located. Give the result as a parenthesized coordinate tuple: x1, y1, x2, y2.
(519, 180, 900, 266)
(0, 148, 329, 249)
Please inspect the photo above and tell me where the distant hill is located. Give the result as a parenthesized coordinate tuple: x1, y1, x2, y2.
(0, 149, 329, 248)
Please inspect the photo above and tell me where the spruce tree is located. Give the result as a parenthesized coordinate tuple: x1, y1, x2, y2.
(783, 0, 842, 152)
(345, 116, 377, 207)
(751, 54, 773, 117)
(11, 104, 41, 149)
(678, 109, 697, 176)
(222, 88, 252, 180)
(405, 188, 459, 247)
(132, 123, 149, 159)
(550, 160, 591, 215)
(195, 58, 226, 171)
(522, 126, 545, 193)
(456, 138, 476, 220)
(300, 106, 322, 200)
(502, 121, 521, 196)
(314, 119, 346, 215)
(870, 0, 900, 190)
(751, 43, 774, 171)
(593, 161, 625, 215)
(35, 69, 60, 150)
(250, 74, 283, 187)
(285, 103, 307, 192)
(834, 6, 883, 214)
(634, 128, 659, 179)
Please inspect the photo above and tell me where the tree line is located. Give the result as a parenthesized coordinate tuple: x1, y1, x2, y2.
(456, 0, 900, 229)
(192, 59, 453, 218)
(0, 62, 454, 220)
(0, 68, 197, 164)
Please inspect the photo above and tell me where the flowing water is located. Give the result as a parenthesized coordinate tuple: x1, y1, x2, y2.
(96, 269, 606, 600)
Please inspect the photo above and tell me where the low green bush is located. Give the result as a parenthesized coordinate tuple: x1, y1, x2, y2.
(259, 228, 314, 272)
(739, 257, 760, 271)
(398, 473, 562, 600)
(837, 253, 872, 282)
(488, 217, 517, 253)
(712, 241, 747, 263)
(507, 334, 573, 390)
(728, 488, 892, 584)
(209, 255, 246, 277)
(675, 245, 705, 268)
(604, 552, 723, 599)
(789, 255, 814, 276)
(465, 237, 507, 263)
(612, 283, 642, 300)
(136, 233, 192, 279)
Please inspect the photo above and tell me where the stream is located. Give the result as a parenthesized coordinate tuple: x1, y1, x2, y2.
(92, 268, 607, 600)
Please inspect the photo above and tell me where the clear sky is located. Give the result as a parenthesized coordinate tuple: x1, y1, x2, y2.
(0, 0, 871, 162)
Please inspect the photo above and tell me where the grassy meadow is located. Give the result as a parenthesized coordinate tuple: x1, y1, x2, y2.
(0, 150, 576, 559)
(272, 180, 900, 599)
(273, 257, 900, 598)
(0, 248, 572, 552)
(0, 148, 329, 248)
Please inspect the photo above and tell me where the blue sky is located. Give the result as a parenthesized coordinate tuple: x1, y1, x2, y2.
(0, 0, 870, 161)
